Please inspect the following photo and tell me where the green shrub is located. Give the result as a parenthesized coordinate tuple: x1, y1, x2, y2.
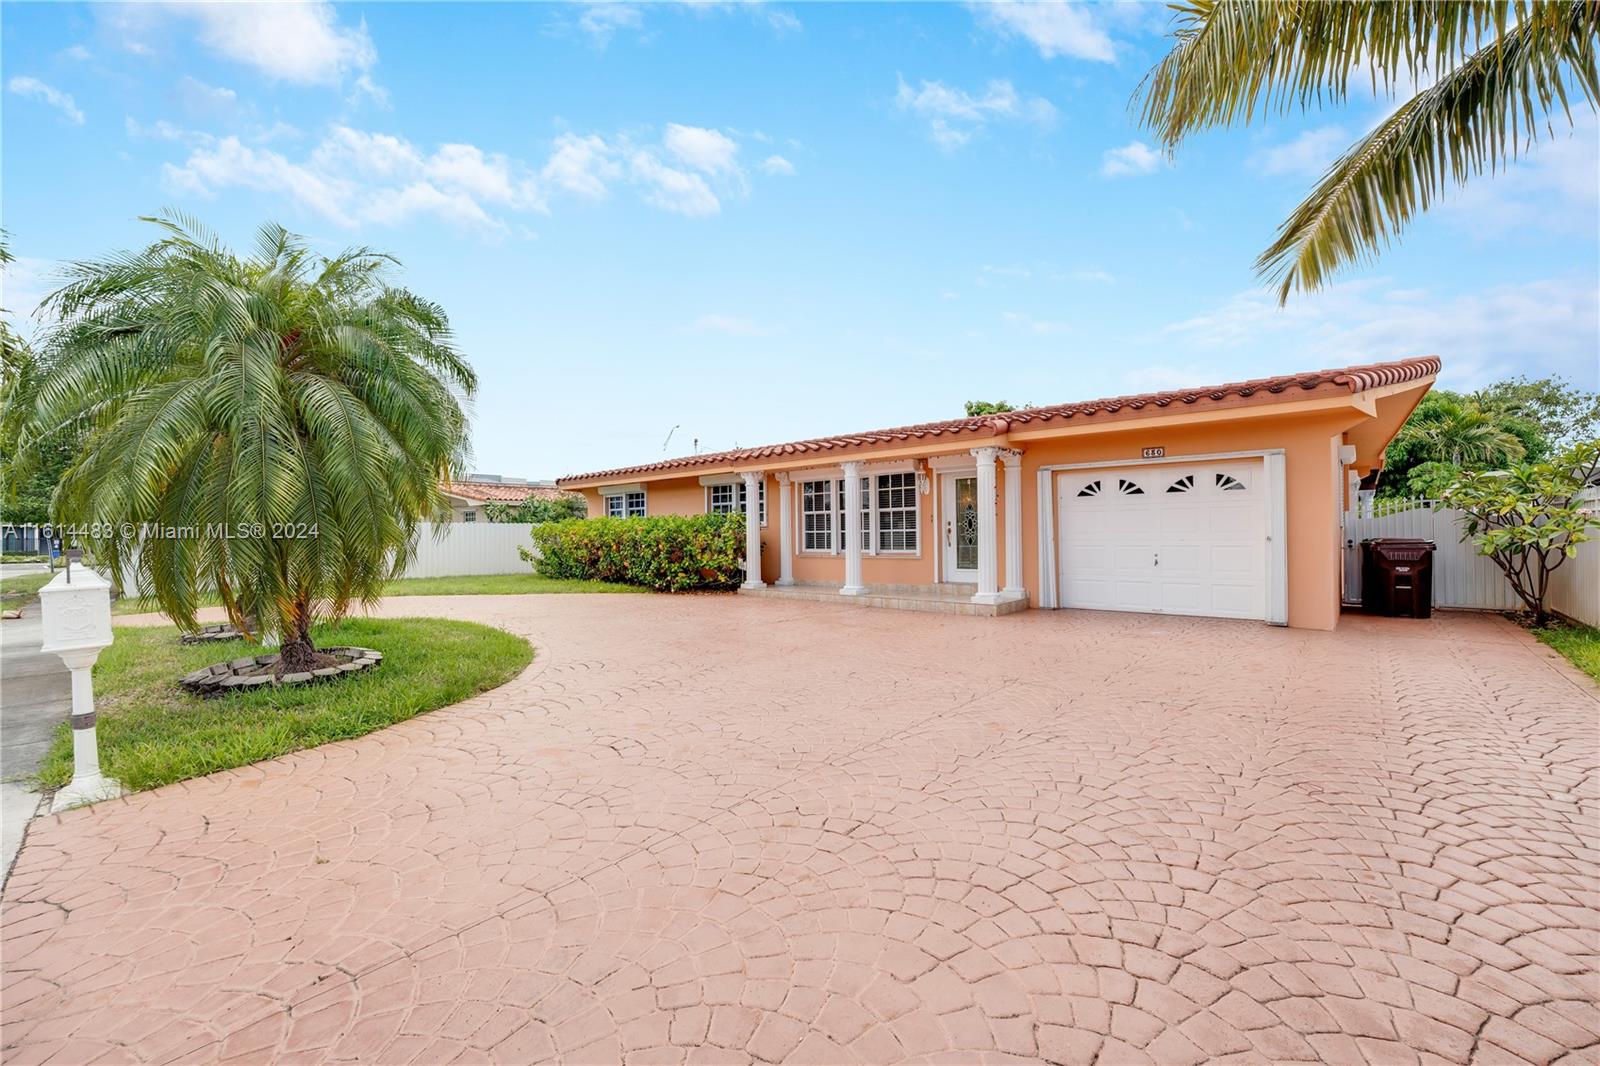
(524, 513, 748, 591)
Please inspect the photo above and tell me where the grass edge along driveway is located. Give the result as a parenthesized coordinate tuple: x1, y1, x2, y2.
(35, 616, 532, 793)
(109, 572, 638, 614)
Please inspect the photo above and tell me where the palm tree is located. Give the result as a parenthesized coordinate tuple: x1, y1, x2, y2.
(1139, 1, 1600, 302)
(26, 212, 476, 672)
(1392, 393, 1528, 468)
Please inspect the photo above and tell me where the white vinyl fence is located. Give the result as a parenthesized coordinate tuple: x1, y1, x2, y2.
(401, 521, 535, 578)
(1343, 491, 1599, 625)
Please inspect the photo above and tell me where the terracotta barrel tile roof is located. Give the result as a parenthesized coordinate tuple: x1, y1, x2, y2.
(443, 481, 578, 504)
(558, 356, 1439, 486)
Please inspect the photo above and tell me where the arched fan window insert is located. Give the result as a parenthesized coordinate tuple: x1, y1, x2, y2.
(1077, 480, 1102, 497)
(1216, 473, 1246, 491)
(1166, 475, 1195, 493)
(1117, 478, 1144, 495)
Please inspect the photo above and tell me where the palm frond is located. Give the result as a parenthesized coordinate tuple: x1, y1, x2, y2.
(1256, 1, 1600, 301)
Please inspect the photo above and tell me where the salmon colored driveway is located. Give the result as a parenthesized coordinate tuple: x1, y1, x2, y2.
(3, 596, 1598, 1065)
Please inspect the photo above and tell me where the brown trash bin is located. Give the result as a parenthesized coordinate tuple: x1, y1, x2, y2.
(1361, 538, 1436, 619)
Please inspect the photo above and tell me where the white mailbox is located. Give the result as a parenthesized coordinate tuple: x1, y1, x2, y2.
(36, 567, 121, 812)
(38, 567, 114, 656)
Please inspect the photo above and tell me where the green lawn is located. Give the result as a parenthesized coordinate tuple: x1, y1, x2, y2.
(381, 573, 638, 596)
(35, 616, 532, 793)
(1533, 622, 1600, 683)
(1, 571, 54, 603)
(110, 572, 637, 615)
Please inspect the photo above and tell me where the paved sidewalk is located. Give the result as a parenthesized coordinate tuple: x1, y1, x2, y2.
(3, 597, 1597, 1064)
(0, 601, 70, 885)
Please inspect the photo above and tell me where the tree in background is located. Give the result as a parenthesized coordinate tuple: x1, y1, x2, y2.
(1473, 376, 1600, 446)
(1380, 378, 1599, 498)
(1447, 438, 1600, 625)
(483, 494, 586, 524)
(25, 212, 475, 673)
(1140, 2, 1600, 302)
(1, 236, 81, 529)
(964, 400, 1021, 416)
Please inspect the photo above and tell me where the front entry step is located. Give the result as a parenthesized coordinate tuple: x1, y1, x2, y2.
(739, 583, 1028, 617)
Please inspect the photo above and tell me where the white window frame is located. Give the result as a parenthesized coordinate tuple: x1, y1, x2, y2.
(602, 487, 647, 519)
(872, 471, 919, 554)
(462, 509, 477, 523)
(791, 465, 923, 558)
(705, 480, 765, 526)
(799, 479, 835, 554)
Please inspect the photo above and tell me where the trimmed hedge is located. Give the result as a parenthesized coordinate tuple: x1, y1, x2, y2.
(524, 513, 748, 591)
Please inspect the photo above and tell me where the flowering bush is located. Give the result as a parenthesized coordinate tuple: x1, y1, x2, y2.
(524, 513, 748, 591)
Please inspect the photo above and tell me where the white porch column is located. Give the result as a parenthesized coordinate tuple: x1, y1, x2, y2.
(775, 472, 795, 586)
(1001, 449, 1024, 598)
(840, 460, 867, 595)
(740, 470, 766, 589)
(970, 446, 1001, 604)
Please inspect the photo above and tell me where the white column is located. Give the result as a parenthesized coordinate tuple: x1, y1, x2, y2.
(840, 460, 867, 595)
(740, 470, 766, 589)
(775, 473, 795, 585)
(1001, 449, 1024, 598)
(971, 446, 1001, 604)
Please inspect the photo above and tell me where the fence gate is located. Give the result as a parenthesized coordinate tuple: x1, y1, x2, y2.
(1342, 497, 1524, 611)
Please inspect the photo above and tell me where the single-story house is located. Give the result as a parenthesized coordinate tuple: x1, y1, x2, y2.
(440, 476, 580, 523)
(557, 357, 1438, 630)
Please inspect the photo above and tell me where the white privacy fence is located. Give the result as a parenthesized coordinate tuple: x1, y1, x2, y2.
(1343, 491, 1599, 624)
(401, 521, 535, 578)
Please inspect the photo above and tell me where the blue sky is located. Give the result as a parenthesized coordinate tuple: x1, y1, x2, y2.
(5, 2, 1597, 479)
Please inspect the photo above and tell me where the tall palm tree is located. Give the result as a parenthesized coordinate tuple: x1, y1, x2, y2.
(1139, 1, 1600, 302)
(27, 212, 476, 672)
(1392, 393, 1528, 468)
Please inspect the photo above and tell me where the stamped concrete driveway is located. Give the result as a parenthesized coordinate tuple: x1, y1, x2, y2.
(3, 596, 1597, 1065)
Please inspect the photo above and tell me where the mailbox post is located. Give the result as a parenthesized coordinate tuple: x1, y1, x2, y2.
(37, 566, 122, 813)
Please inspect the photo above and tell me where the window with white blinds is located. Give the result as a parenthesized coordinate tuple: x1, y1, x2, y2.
(797, 472, 920, 554)
(706, 481, 765, 525)
(800, 480, 833, 551)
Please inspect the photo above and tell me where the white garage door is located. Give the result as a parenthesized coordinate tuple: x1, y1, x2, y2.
(1057, 460, 1267, 620)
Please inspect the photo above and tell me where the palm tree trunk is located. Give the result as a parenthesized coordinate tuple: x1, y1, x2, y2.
(278, 596, 318, 673)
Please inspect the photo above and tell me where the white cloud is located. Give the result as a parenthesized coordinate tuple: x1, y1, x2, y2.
(759, 154, 795, 176)
(160, 122, 780, 227)
(1101, 140, 1164, 178)
(1063, 267, 1115, 284)
(61, 45, 91, 61)
(568, 1, 800, 45)
(664, 124, 741, 177)
(629, 150, 720, 216)
(971, 1, 1115, 62)
(895, 76, 1056, 151)
(1002, 310, 1070, 335)
(164, 126, 541, 230)
(1250, 125, 1347, 177)
(1163, 276, 1600, 389)
(1438, 116, 1599, 237)
(8, 76, 85, 125)
(105, 2, 377, 91)
(576, 2, 646, 45)
(174, 75, 239, 121)
(1, 255, 54, 342)
(689, 313, 768, 336)
(540, 133, 622, 200)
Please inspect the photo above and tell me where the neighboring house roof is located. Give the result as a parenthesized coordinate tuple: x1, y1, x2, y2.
(442, 481, 579, 505)
(558, 356, 1440, 487)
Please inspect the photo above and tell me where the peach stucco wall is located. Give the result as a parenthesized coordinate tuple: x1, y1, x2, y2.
(573, 386, 1430, 630)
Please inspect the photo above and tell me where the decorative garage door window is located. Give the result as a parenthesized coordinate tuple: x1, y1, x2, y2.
(1057, 461, 1266, 621)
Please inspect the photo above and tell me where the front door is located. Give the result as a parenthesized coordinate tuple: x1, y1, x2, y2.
(942, 473, 980, 583)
